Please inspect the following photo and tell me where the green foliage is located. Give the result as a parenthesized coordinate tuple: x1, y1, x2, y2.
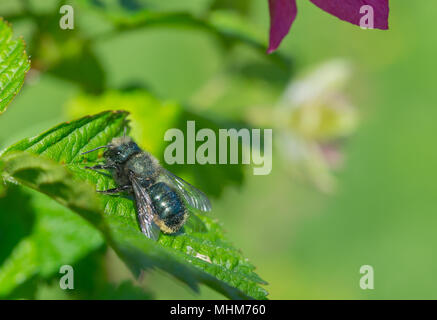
(0, 18, 30, 113)
(78, 0, 289, 68)
(0, 185, 103, 298)
(0, 111, 268, 299)
(0, 1, 272, 300)
(2, 0, 290, 98)
(30, 14, 106, 93)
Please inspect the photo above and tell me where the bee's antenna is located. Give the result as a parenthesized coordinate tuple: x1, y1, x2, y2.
(81, 145, 108, 155)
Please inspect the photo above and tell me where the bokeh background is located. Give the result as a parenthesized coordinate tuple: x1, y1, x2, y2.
(1, 0, 436, 299)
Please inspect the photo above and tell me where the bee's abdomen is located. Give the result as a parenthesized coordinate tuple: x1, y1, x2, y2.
(149, 182, 186, 233)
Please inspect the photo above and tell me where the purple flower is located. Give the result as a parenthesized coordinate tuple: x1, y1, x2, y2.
(268, 0, 390, 53)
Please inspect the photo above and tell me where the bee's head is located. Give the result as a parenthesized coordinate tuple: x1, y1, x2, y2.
(104, 136, 141, 164)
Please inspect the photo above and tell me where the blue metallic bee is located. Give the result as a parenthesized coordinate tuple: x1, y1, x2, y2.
(82, 136, 211, 240)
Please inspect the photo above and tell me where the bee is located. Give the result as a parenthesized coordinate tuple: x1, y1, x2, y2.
(81, 136, 211, 240)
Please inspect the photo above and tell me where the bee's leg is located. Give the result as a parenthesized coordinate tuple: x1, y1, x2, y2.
(97, 185, 132, 194)
(84, 164, 116, 177)
(85, 164, 116, 170)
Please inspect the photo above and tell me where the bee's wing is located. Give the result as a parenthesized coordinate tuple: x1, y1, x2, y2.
(129, 173, 161, 241)
(184, 214, 208, 233)
(162, 169, 212, 212)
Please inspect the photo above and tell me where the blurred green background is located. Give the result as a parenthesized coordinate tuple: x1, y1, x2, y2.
(1, 0, 436, 299)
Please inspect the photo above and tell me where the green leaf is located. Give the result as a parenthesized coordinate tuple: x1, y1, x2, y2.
(0, 110, 127, 297)
(0, 18, 31, 113)
(0, 185, 104, 298)
(0, 111, 268, 299)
